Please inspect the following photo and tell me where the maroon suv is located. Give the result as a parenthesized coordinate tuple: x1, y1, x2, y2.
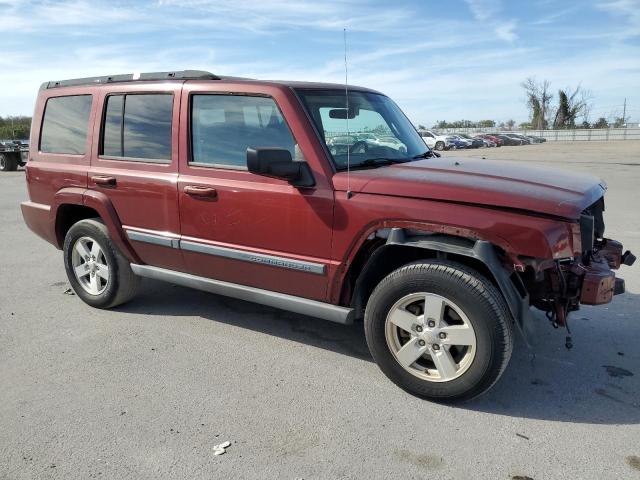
(21, 70, 634, 401)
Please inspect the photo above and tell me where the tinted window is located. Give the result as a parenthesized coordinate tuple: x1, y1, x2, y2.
(100, 94, 172, 162)
(124, 95, 172, 160)
(102, 95, 123, 157)
(40, 95, 92, 154)
(191, 95, 300, 168)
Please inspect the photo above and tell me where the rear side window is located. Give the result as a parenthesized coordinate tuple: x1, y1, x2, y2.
(101, 94, 173, 162)
(40, 95, 92, 154)
(190, 94, 300, 169)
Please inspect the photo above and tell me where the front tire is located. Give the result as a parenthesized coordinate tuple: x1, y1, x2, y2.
(63, 218, 139, 308)
(364, 260, 513, 402)
(434, 141, 444, 151)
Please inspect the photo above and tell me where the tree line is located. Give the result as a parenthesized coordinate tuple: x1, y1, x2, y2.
(430, 77, 628, 131)
(0, 116, 31, 140)
(430, 117, 623, 131)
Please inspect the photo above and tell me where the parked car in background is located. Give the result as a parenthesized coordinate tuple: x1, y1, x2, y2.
(418, 130, 449, 151)
(491, 134, 523, 146)
(474, 133, 503, 147)
(480, 138, 496, 147)
(505, 134, 531, 145)
(526, 135, 546, 143)
(327, 134, 358, 155)
(445, 136, 469, 149)
(455, 134, 484, 149)
(371, 135, 408, 153)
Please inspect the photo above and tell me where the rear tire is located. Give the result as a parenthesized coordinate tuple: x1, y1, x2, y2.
(63, 218, 139, 308)
(0, 153, 17, 172)
(364, 260, 513, 402)
(434, 141, 444, 151)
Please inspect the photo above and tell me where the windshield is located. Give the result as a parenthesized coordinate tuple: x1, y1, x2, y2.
(295, 89, 430, 170)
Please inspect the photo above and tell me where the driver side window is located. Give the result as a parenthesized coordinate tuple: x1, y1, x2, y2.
(190, 94, 305, 169)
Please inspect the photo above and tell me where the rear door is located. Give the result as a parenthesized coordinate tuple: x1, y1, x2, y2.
(89, 83, 183, 271)
(176, 83, 335, 302)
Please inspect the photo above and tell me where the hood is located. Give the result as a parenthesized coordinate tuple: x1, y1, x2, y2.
(332, 157, 606, 219)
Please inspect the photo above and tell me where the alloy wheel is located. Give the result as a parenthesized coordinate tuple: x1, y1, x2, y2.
(71, 236, 110, 295)
(384, 292, 476, 382)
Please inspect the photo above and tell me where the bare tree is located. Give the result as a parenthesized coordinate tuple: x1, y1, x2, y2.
(521, 77, 553, 130)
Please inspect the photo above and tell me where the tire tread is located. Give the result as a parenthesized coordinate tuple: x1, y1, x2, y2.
(364, 259, 513, 402)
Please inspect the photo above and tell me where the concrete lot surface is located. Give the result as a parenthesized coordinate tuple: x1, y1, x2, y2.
(1, 141, 639, 479)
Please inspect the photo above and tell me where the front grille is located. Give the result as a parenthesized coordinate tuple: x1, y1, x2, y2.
(580, 214, 595, 253)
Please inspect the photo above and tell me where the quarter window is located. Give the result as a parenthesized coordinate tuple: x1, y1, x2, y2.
(40, 95, 92, 154)
(101, 94, 173, 162)
(191, 95, 301, 168)
(102, 95, 123, 157)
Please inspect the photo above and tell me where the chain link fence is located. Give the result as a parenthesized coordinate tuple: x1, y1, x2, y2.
(432, 127, 640, 141)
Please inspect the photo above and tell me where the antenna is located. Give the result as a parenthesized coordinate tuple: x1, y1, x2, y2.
(344, 27, 353, 199)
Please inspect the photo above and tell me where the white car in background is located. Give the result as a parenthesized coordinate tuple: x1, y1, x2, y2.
(418, 130, 450, 151)
(371, 135, 407, 153)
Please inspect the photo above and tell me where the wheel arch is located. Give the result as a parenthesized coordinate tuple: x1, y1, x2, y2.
(53, 188, 140, 263)
(347, 228, 530, 333)
(55, 203, 101, 247)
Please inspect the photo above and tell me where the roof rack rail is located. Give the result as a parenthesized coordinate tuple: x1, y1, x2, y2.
(41, 70, 220, 90)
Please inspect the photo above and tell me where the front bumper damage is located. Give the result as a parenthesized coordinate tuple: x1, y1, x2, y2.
(521, 195, 635, 349)
(534, 239, 634, 349)
(579, 239, 635, 305)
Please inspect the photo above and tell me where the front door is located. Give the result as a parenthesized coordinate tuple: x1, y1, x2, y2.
(177, 87, 334, 301)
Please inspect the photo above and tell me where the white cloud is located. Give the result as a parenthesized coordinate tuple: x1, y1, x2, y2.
(464, 0, 518, 43)
(157, 0, 414, 33)
(464, 0, 502, 21)
(531, 5, 579, 25)
(595, 0, 640, 39)
(495, 21, 518, 42)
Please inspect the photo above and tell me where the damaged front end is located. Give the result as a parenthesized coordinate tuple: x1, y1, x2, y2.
(520, 197, 635, 346)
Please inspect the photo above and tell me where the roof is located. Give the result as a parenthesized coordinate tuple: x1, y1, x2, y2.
(40, 69, 380, 94)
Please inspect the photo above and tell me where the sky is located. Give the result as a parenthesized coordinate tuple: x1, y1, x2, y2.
(1, 0, 639, 126)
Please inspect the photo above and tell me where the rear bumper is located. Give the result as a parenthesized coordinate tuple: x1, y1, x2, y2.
(21, 201, 57, 246)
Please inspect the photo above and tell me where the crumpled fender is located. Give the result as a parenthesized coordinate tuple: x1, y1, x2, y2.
(352, 228, 532, 342)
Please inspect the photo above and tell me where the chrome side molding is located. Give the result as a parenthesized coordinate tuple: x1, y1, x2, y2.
(126, 230, 179, 249)
(125, 229, 326, 275)
(180, 240, 325, 275)
(130, 264, 354, 325)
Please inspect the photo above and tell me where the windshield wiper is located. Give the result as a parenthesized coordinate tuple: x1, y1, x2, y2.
(412, 150, 438, 159)
(350, 157, 411, 169)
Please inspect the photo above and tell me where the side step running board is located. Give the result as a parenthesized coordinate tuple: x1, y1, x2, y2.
(130, 264, 354, 325)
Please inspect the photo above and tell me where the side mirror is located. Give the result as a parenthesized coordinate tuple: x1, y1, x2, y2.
(246, 148, 315, 188)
